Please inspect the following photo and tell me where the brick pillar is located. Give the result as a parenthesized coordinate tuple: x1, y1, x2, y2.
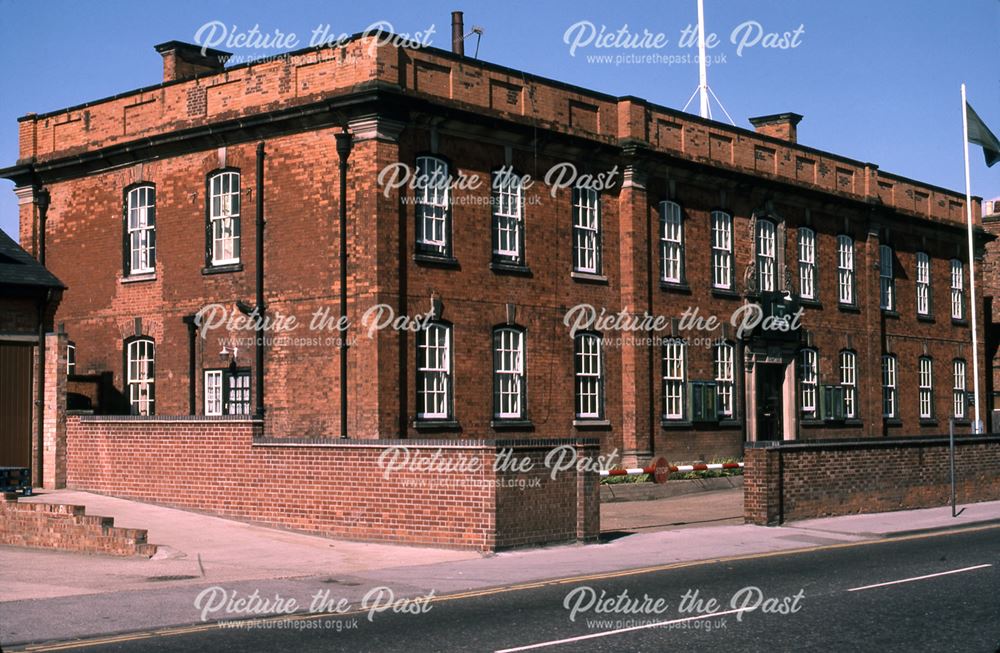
(346, 115, 406, 438)
(617, 163, 653, 466)
(744, 446, 781, 525)
(863, 223, 881, 436)
(43, 330, 67, 489)
(575, 442, 601, 542)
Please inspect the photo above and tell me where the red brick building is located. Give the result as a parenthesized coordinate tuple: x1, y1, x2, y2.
(982, 197, 1000, 429)
(2, 25, 991, 466)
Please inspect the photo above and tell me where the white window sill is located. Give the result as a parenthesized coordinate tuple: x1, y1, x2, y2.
(121, 273, 157, 284)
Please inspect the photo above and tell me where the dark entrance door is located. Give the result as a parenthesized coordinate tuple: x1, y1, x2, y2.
(756, 363, 784, 440)
(0, 342, 34, 467)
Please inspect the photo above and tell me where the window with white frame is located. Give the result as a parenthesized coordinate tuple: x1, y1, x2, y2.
(840, 350, 857, 419)
(660, 201, 683, 283)
(800, 348, 818, 418)
(916, 252, 931, 316)
(205, 368, 251, 416)
(950, 259, 964, 320)
(208, 171, 240, 266)
(125, 185, 156, 275)
(415, 156, 451, 257)
(837, 235, 854, 305)
(879, 245, 895, 311)
(574, 333, 603, 419)
(662, 339, 686, 420)
(715, 341, 735, 418)
(918, 356, 933, 419)
(67, 342, 76, 376)
(492, 169, 524, 264)
(572, 186, 601, 274)
(953, 359, 967, 419)
(711, 211, 733, 289)
(204, 370, 223, 416)
(882, 354, 897, 418)
(126, 337, 155, 416)
(416, 322, 452, 420)
(798, 227, 816, 300)
(756, 220, 777, 293)
(493, 327, 525, 420)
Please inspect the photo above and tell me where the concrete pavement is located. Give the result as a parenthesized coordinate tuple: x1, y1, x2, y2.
(2, 489, 1000, 648)
(5, 490, 480, 601)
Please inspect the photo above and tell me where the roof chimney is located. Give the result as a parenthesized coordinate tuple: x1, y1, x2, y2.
(154, 41, 231, 82)
(451, 11, 465, 56)
(749, 113, 804, 143)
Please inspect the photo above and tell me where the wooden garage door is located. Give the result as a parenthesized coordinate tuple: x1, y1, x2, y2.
(0, 342, 34, 468)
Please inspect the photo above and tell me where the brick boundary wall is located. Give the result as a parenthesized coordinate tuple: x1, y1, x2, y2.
(65, 415, 600, 551)
(744, 436, 1000, 525)
(0, 492, 155, 557)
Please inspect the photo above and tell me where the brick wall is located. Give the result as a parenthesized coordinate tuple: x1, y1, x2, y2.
(744, 436, 1000, 524)
(65, 416, 600, 551)
(0, 492, 154, 556)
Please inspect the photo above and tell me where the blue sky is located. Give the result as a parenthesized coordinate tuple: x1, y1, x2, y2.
(0, 0, 997, 241)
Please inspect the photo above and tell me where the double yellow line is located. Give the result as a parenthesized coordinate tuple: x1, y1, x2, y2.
(10, 522, 999, 652)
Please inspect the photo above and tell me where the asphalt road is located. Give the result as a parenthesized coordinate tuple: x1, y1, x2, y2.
(9, 525, 1000, 653)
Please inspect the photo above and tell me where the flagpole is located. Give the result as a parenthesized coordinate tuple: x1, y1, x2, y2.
(960, 83, 983, 433)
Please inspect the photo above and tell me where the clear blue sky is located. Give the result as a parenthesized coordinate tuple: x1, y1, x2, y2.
(1, 0, 997, 242)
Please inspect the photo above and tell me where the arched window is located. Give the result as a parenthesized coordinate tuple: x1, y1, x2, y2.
(574, 332, 603, 419)
(918, 356, 933, 419)
(662, 338, 687, 420)
(207, 170, 241, 266)
(953, 359, 967, 419)
(493, 326, 526, 420)
(799, 348, 818, 418)
(839, 350, 857, 419)
(882, 354, 898, 418)
(714, 341, 735, 418)
(416, 321, 452, 420)
(125, 337, 155, 415)
(67, 342, 76, 376)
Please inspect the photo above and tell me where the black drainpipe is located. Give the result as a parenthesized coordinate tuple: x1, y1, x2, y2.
(34, 188, 50, 486)
(335, 129, 353, 439)
(254, 142, 266, 420)
(182, 315, 197, 414)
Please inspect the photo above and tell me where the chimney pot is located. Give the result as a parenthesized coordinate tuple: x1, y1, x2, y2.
(748, 112, 804, 143)
(154, 41, 232, 82)
(451, 11, 465, 56)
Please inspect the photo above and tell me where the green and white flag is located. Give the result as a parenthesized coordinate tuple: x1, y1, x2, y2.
(966, 102, 1000, 167)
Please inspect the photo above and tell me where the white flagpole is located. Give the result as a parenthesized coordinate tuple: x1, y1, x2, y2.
(960, 83, 983, 433)
(697, 0, 709, 119)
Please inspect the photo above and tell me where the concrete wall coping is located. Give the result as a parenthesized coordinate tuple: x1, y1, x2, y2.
(746, 435, 1000, 450)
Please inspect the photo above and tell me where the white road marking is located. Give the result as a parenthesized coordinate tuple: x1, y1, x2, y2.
(493, 608, 745, 652)
(846, 564, 993, 592)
